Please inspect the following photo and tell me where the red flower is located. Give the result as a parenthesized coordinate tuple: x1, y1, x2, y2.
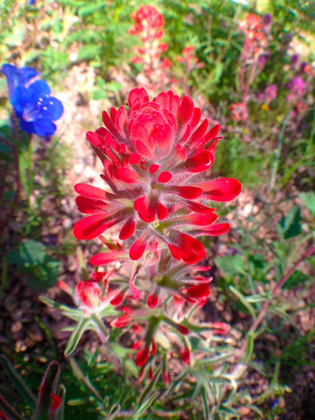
(129, 5, 165, 41)
(75, 281, 102, 311)
(74, 88, 241, 264)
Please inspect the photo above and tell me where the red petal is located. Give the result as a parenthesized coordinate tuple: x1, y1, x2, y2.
(200, 178, 242, 202)
(148, 292, 159, 308)
(116, 167, 140, 183)
(135, 140, 153, 159)
(149, 164, 160, 173)
(188, 119, 209, 146)
(90, 251, 125, 266)
(73, 214, 119, 240)
(180, 346, 190, 364)
(158, 171, 172, 183)
(128, 88, 149, 110)
(135, 346, 150, 367)
(184, 151, 214, 173)
(130, 234, 148, 260)
(205, 124, 220, 142)
(129, 153, 141, 164)
(76, 196, 109, 214)
(197, 223, 231, 236)
(171, 186, 203, 199)
(177, 96, 194, 126)
(110, 289, 125, 306)
(119, 219, 136, 240)
(74, 183, 105, 200)
(157, 202, 168, 220)
(183, 284, 210, 298)
(51, 394, 62, 411)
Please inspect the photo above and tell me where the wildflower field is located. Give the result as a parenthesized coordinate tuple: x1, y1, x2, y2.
(0, 0, 315, 419)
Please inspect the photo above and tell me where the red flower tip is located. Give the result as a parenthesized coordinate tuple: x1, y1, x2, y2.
(50, 394, 62, 411)
(149, 366, 154, 381)
(176, 324, 190, 335)
(151, 339, 157, 356)
(148, 290, 159, 308)
(0, 412, 9, 420)
(109, 289, 125, 306)
(180, 345, 191, 365)
(135, 346, 150, 367)
(163, 372, 169, 385)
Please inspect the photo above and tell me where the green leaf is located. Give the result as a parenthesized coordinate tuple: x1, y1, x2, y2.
(134, 391, 159, 418)
(283, 270, 309, 290)
(7, 240, 60, 290)
(138, 368, 161, 408)
(201, 388, 210, 419)
(65, 317, 90, 357)
(243, 331, 255, 364)
(76, 247, 88, 280)
(68, 358, 102, 402)
(277, 206, 302, 240)
(229, 286, 256, 319)
(106, 82, 122, 93)
(34, 362, 61, 420)
(299, 192, 315, 216)
(215, 255, 246, 278)
(0, 355, 37, 409)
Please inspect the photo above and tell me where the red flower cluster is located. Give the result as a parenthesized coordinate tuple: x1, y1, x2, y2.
(239, 14, 268, 59)
(129, 5, 165, 42)
(176, 45, 204, 72)
(129, 6, 172, 87)
(73, 88, 241, 264)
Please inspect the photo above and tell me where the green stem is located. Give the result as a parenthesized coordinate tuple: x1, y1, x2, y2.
(269, 112, 290, 191)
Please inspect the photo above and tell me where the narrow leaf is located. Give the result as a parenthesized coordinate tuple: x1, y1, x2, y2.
(0, 355, 36, 409)
(229, 286, 256, 319)
(65, 317, 90, 357)
(34, 362, 61, 420)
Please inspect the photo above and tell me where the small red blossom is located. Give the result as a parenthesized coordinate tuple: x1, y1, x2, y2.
(75, 281, 102, 311)
(129, 6, 171, 88)
(129, 5, 165, 41)
(74, 88, 241, 265)
(180, 344, 191, 365)
(176, 45, 204, 72)
(50, 394, 62, 411)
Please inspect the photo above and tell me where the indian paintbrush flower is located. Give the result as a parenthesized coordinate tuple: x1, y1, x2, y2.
(73, 88, 241, 265)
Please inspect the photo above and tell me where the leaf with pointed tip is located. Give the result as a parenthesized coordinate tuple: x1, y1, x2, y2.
(56, 385, 66, 420)
(138, 368, 161, 408)
(229, 286, 256, 319)
(77, 247, 89, 280)
(134, 391, 159, 418)
(65, 317, 91, 357)
(39, 296, 82, 321)
(0, 355, 36, 409)
(68, 358, 102, 402)
(34, 362, 60, 420)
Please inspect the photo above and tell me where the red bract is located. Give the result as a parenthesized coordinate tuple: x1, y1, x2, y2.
(176, 45, 204, 72)
(75, 281, 102, 311)
(74, 88, 241, 264)
(129, 5, 165, 41)
(129, 6, 171, 88)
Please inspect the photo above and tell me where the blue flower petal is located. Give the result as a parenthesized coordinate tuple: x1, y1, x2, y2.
(10, 86, 32, 114)
(40, 97, 64, 121)
(28, 80, 51, 101)
(20, 119, 35, 134)
(2, 64, 38, 98)
(33, 119, 57, 136)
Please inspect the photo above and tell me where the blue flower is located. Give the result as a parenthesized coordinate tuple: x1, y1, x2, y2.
(10, 80, 64, 137)
(2, 64, 38, 98)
